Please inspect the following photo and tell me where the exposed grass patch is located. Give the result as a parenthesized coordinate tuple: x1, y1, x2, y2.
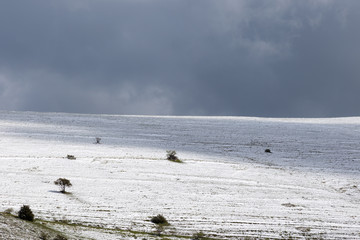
(0, 212, 70, 239)
(37, 217, 225, 240)
(3, 211, 308, 240)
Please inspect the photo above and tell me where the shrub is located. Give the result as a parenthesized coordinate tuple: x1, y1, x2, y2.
(166, 150, 182, 163)
(66, 155, 76, 160)
(18, 205, 34, 221)
(151, 214, 169, 225)
(39, 232, 48, 240)
(154, 225, 164, 236)
(192, 231, 205, 240)
(4, 208, 13, 214)
(54, 178, 72, 193)
(53, 234, 68, 240)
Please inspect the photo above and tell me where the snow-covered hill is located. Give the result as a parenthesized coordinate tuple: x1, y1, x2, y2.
(0, 111, 359, 239)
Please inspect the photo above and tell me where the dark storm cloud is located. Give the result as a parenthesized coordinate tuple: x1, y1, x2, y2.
(0, 0, 359, 117)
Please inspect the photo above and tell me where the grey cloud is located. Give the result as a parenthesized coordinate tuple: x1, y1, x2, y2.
(0, 0, 359, 116)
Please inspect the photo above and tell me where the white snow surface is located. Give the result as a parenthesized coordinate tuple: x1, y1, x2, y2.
(0, 111, 360, 239)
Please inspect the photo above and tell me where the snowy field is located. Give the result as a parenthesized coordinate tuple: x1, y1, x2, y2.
(0, 111, 360, 239)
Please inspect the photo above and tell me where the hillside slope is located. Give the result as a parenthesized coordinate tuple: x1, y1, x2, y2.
(0, 111, 359, 239)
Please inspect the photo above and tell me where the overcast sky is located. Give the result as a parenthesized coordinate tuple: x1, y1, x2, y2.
(0, 0, 359, 117)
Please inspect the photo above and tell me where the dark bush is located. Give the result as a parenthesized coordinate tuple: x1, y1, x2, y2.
(53, 234, 68, 240)
(166, 150, 182, 163)
(66, 155, 76, 160)
(151, 214, 169, 225)
(18, 205, 34, 221)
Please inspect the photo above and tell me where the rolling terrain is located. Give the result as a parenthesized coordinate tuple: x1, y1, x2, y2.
(0, 111, 359, 239)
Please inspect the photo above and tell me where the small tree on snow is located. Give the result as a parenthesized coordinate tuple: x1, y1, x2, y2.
(54, 178, 72, 193)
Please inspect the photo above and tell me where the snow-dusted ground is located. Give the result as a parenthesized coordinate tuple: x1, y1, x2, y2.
(0, 111, 359, 239)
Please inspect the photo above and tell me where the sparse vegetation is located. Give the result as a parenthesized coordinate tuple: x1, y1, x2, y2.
(154, 224, 164, 236)
(281, 203, 297, 208)
(4, 208, 13, 214)
(54, 178, 72, 193)
(166, 150, 183, 163)
(66, 155, 76, 160)
(192, 231, 205, 240)
(18, 205, 34, 221)
(1, 112, 357, 240)
(39, 232, 49, 240)
(151, 214, 169, 226)
(279, 231, 296, 240)
(53, 234, 68, 240)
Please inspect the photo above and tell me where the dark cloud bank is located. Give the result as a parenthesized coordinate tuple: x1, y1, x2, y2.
(0, 0, 359, 117)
